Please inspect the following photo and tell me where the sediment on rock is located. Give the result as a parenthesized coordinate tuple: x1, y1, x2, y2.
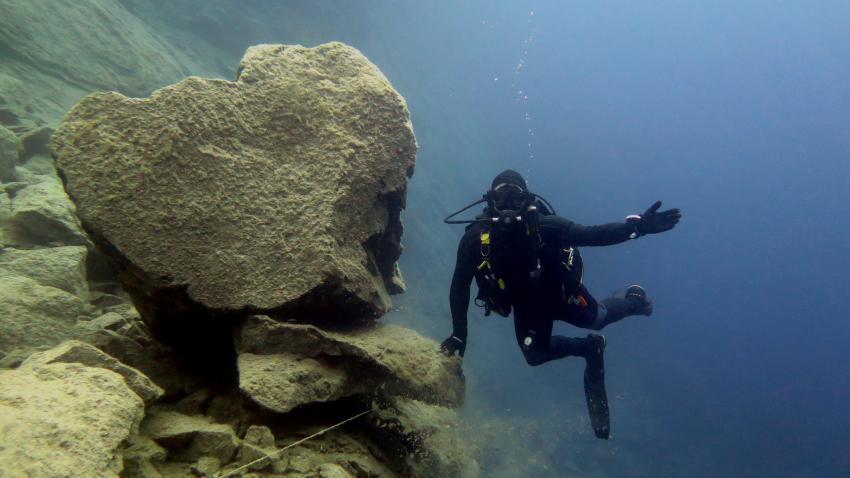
(0, 361, 145, 477)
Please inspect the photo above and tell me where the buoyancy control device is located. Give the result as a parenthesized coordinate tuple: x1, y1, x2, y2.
(444, 188, 583, 317)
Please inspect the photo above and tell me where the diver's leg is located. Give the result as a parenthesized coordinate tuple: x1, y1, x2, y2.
(589, 285, 653, 330)
(516, 307, 611, 437)
(514, 310, 601, 366)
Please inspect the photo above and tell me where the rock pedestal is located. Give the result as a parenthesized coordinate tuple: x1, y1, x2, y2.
(51, 42, 416, 337)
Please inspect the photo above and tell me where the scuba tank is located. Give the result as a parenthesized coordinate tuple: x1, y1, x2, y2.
(444, 188, 574, 318)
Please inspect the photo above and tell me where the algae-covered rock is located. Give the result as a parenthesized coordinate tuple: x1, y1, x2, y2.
(235, 316, 464, 413)
(74, 310, 200, 397)
(0, 190, 12, 246)
(0, 125, 18, 182)
(0, 245, 88, 295)
(369, 397, 478, 478)
(18, 126, 53, 162)
(318, 463, 355, 478)
(141, 409, 240, 463)
(22, 340, 164, 403)
(238, 353, 351, 413)
(8, 177, 88, 246)
(0, 274, 87, 358)
(122, 434, 167, 478)
(0, 362, 144, 477)
(51, 42, 416, 330)
(191, 456, 222, 476)
(237, 425, 282, 472)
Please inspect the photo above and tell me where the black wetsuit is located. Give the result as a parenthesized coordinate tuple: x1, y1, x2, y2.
(449, 214, 639, 365)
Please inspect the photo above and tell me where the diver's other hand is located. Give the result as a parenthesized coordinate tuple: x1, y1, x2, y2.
(440, 335, 466, 357)
(635, 200, 681, 235)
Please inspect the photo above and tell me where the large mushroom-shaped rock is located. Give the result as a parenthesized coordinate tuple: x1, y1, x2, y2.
(51, 42, 416, 334)
(0, 361, 144, 477)
(234, 315, 464, 413)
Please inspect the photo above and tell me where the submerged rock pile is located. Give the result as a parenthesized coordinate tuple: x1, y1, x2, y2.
(1, 42, 473, 477)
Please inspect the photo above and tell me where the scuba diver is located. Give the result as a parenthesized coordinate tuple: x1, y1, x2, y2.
(440, 169, 681, 439)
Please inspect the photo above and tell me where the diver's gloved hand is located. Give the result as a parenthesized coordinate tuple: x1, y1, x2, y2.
(630, 200, 682, 236)
(440, 335, 466, 358)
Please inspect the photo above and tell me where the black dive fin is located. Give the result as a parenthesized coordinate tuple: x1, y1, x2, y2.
(584, 355, 611, 439)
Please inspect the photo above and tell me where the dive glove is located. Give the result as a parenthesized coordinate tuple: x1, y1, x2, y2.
(440, 335, 466, 357)
(629, 200, 681, 236)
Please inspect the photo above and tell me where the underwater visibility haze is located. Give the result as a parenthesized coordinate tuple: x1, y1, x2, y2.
(1, 0, 849, 477)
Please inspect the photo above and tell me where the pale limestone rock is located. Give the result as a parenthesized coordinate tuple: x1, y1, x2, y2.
(190, 456, 221, 476)
(0, 125, 18, 182)
(0, 190, 11, 246)
(22, 340, 164, 403)
(122, 434, 167, 478)
(141, 409, 240, 463)
(0, 245, 88, 295)
(235, 316, 464, 413)
(19, 154, 57, 176)
(318, 463, 354, 478)
(237, 353, 349, 413)
(8, 177, 87, 246)
(79, 321, 200, 397)
(18, 126, 52, 162)
(0, 362, 144, 478)
(237, 425, 280, 472)
(0, 274, 87, 357)
(51, 42, 416, 330)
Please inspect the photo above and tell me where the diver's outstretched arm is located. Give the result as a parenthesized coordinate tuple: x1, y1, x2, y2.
(547, 200, 682, 247)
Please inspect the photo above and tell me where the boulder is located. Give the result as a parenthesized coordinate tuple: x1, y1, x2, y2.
(141, 408, 240, 463)
(0, 190, 11, 246)
(51, 42, 416, 332)
(22, 340, 164, 403)
(75, 311, 202, 396)
(238, 353, 350, 414)
(0, 274, 87, 358)
(122, 435, 167, 478)
(235, 316, 464, 413)
(8, 177, 88, 246)
(0, 362, 144, 477)
(0, 245, 88, 295)
(18, 126, 53, 162)
(237, 425, 282, 472)
(318, 463, 355, 478)
(0, 125, 18, 182)
(191, 456, 221, 476)
(368, 397, 477, 478)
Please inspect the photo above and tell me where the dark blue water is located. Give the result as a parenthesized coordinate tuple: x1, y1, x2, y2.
(250, 1, 850, 476)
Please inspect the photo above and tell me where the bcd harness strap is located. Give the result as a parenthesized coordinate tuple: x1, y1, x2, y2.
(474, 230, 508, 315)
